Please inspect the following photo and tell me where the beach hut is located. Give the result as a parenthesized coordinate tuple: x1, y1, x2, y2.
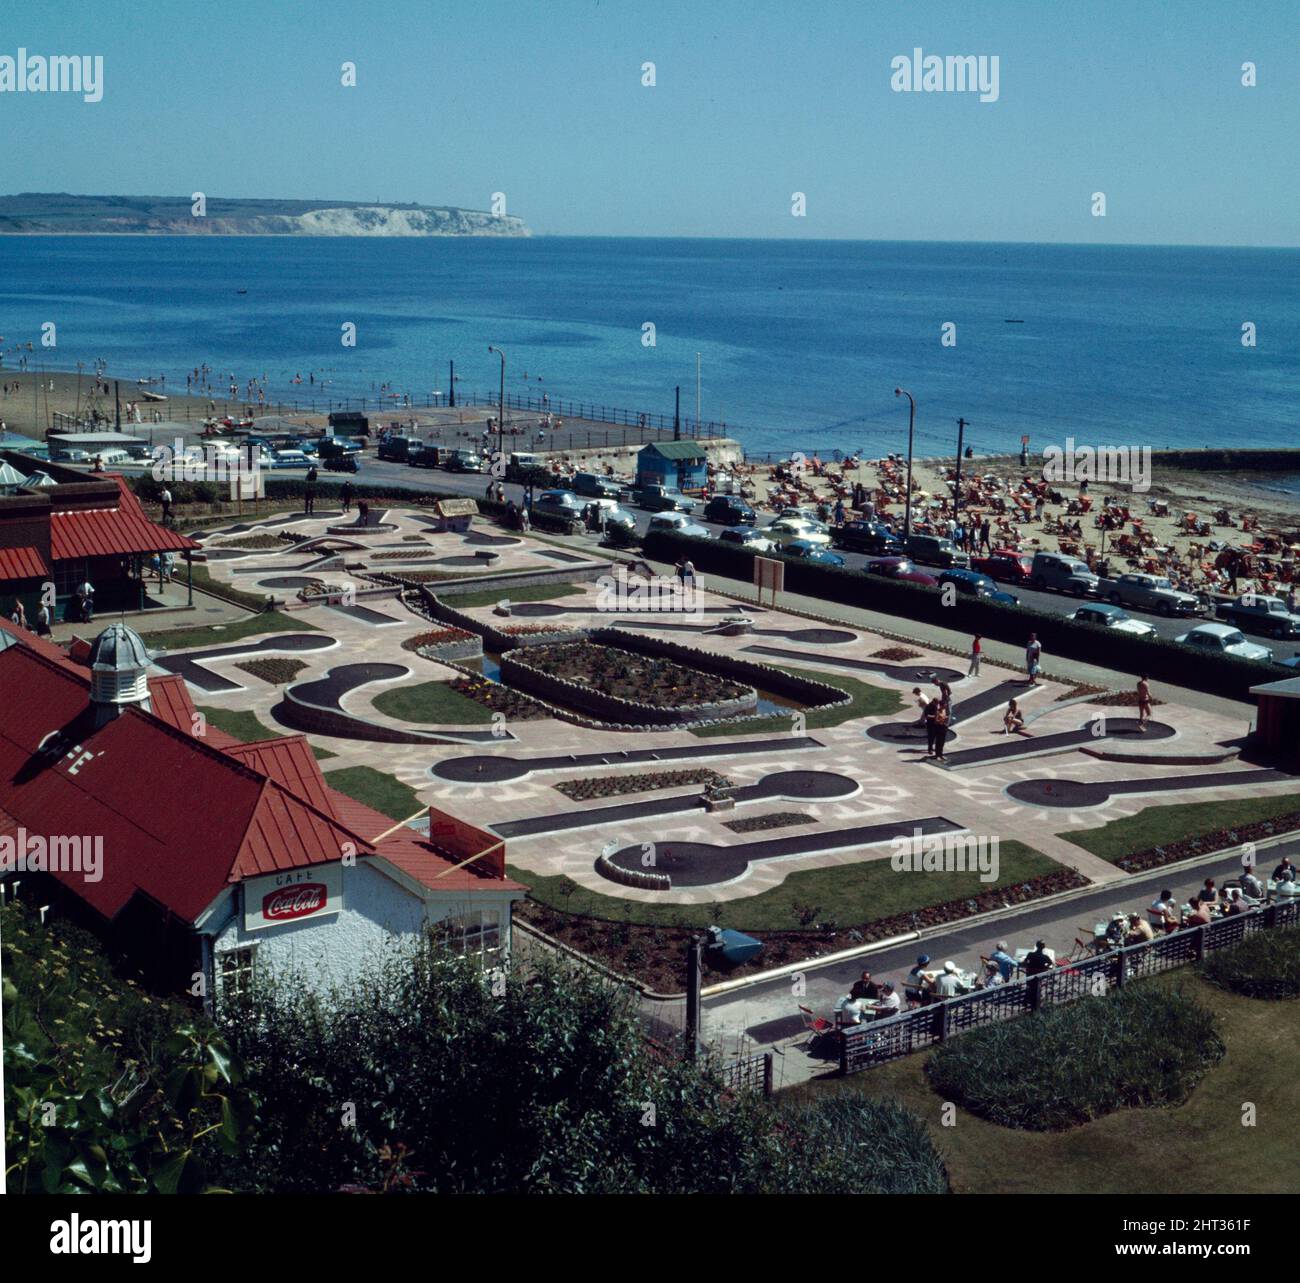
(636, 441, 708, 492)
(1249, 677, 1300, 770)
(0, 461, 27, 493)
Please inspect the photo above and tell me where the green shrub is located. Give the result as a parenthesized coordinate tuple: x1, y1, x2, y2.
(1201, 926, 1300, 1000)
(924, 982, 1225, 1130)
(780, 1096, 949, 1193)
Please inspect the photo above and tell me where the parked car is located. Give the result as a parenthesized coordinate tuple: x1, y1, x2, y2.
(703, 495, 757, 526)
(323, 454, 359, 473)
(648, 512, 711, 539)
(570, 471, 623, 500)
(1098, 572, 1201, 617)
(264, 447, 310, 469)
(862, 556, 938, 587)
(766, 516, 832, 549)
(1174, 623, 1274, 663)
(635, 483, 696, 512)
(317, 436, 362, 461)
(377, 436, 414, 462)
(904, 533, 970, 569)
(505, 452, 551, 485)
(718, 526, 777, 553)
(1068, 603, 1157, 637)
(580, 497, 637, 535)
(971, 550, 1033, 584)
(832, 519, 902, 555)
(937, 569, 1018, 605)
(1215, 594, 1300, 639)
(1030, 551, 1099, 596)
(531, 490, 585, 526)
(408, 444, 443, 468)
(50, 448, 90, 463)
(782, 540, 845, 566)
(444, 448, 482, 473)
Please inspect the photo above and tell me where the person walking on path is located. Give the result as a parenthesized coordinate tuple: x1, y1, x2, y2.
(1025, 633, 1042, 686)
(9, 599, 27, 630)
(340, 481, 353, 513)
(930, 697, 950, 762)
(968, 633, 982, 677)
(35, 600, 51, 635)
(1136, 673, 1152, 732)
(160, 486, 173, 526)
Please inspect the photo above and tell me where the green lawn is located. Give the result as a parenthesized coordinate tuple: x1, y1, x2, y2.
(371, 679, 495, 725)
(438, 582, 586, 609)
(690, 664, 903, 738)
(325, 765, 424, 823)
(509, 839, 1054, 932)
(195, 705, 334, 760)
(1061, 792, 1300, 863)
(141, 609, 316, 652)
(781, 970, 1300, 1194)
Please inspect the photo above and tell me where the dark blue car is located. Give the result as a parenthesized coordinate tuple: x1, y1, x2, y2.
(783, 539, 845, 567)
(938, 569, 1018, 605)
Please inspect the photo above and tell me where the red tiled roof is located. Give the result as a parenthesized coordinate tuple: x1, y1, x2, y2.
(223, 736, 337, 818)
(48, 476, 198, 560)
(146, 674, 198, 734)
(0, 545, 49, 581)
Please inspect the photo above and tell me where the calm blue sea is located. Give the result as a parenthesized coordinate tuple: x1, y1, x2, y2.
(1, 236, 1297, 459)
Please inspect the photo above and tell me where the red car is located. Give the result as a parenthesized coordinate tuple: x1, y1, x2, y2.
(971, 550, 1033, 584)
(862, 556, 938, 587)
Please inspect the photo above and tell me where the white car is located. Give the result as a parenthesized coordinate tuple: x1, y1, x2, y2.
(1174, 623, 1274, 663)
(765, 516, 832, 549)
(1068, 604, 1157, 637)
(718, 525, 776, 553)
(648, 512, 711, 539)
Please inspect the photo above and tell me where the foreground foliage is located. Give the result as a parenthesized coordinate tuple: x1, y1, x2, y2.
(2, 903, 250, 1193)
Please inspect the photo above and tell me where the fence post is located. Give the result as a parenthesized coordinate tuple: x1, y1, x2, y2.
(763, 1052, 774, 1097)
(1194, 924, 1207, 961)
(937, 1001, 952, 1041)
(1028, 975, 1042, 1011)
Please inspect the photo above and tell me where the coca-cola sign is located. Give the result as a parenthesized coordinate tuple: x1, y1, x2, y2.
(244, 865, 343, 931)
(263, 883, 328, 921)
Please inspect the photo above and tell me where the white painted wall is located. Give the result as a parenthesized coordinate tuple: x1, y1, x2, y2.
(210, 860, 520, 996)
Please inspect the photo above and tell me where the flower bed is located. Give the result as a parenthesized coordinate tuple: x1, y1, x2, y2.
(553, 768, 731, 802)
(722, 811, 815, 834)
(496, 623, 571, 637)
(448, 677, 550, 720)
(518, 867, 1088, 994)
(402, 627, 483, 664)
(234, 658, 310, 685)
(501, 640, 757, 725)
(213, 533, 290, 550)
(870, 646, 922, 661)
(1117, 811, 1300, 874)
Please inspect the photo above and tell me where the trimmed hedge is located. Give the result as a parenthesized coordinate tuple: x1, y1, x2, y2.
(1201, 925, 1300, 1000)
(642, 529, 1288, 699)
(924, 983, 1225, 1130)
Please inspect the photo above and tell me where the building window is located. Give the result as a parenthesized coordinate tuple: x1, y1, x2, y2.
(216, 946, 256, 1001)
(433, 909, 502, 964)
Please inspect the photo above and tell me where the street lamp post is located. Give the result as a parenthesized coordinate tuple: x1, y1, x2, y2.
(895, 387, 916, 540)
(487, 345, 506, 467)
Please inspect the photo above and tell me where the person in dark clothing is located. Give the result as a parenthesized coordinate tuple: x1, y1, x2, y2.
(304, 465, 318, 514)
(923, 697, 943, 758)
(849, 970, 879, 1001)
(340, 481, 354, 513)
(1022, 941, 1054, 976)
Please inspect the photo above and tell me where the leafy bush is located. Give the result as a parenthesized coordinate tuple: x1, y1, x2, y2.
(924, 982, 1225, 1130)
(779, 1096, 949, 1193)
(2, 902, 250, 1193)
(1201, 926, 1300, 1000)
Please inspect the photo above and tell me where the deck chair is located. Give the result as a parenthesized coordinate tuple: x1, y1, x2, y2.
(797, 1005, 835, 1042)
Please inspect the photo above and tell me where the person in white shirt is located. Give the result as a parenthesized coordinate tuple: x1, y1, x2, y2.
(873, 984, 901, 1015)
(934, 961, 963, 997)
(1149, 890, 1178, 933)
(835, 996, 867, 1026)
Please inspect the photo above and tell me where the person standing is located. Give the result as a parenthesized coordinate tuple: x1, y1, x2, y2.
(340, 481, 354, 514)
(304, 465, 318, 515)
(1025, 633, 1042, 686)
(923, 696, 943, 759)
(931, 697, 950, 762)
(10, 599, 27, 629)
(979, 517, 991, 552)
(968, 633, 982, 677)
(160, 485, 173, 526)
(77, 579, 95, 623)
(1136, 673, 1152, 732)
(34, 600, 51, 635)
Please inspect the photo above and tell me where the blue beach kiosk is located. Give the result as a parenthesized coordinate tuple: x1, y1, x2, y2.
(636, 441, 708, 493)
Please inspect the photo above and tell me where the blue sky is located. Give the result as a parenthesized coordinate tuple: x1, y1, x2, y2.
(4, 0, 1298, 244)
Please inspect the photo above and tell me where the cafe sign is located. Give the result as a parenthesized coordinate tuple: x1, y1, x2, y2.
(243, 864, 343, 932)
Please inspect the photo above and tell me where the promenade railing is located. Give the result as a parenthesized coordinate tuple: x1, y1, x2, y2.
(840, 898, 1299, 1075)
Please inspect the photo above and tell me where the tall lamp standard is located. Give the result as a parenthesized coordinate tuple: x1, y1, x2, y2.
(487, 345, 506, 464)
(895, 387, 916, 540)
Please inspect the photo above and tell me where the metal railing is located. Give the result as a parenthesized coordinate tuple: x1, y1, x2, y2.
(840, 899, 1299, 1075)
(720, 1050, 775, 1097)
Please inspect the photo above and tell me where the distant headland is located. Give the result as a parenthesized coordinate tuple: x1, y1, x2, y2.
(0, 192, 531, 237)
